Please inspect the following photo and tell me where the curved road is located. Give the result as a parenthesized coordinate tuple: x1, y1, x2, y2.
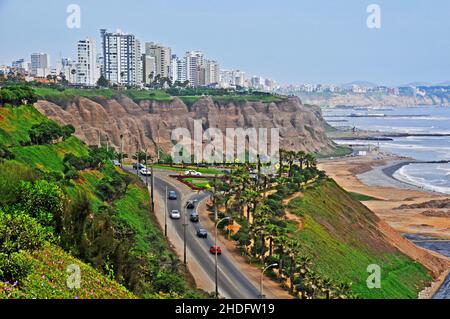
(127, 166, 260, 299)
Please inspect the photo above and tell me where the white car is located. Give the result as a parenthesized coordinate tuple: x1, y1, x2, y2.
(185, 170, 202, 176)
(169, 210, 181, 219)
(139, 168, 151, 176)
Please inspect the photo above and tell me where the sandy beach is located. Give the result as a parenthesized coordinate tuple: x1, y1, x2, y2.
(318, 153, 450, 298)
(318, 154, 450, 240)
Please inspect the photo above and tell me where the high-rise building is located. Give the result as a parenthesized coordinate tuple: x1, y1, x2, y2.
(100, 29, 142, 86)
(219, 69, 245, 88)
(145, 42, 171, 78)
(142, 54, 156, 85)
(76, 37, 100, 86)
(30, 53, 50, 77)
(11, 58, 28, 74)
(185, 51, 204, 87)
(171, 55, 186, 83)
(60, 58, 77, 83)
(204, 60, 220, 85)
(251, 76, 264, 89)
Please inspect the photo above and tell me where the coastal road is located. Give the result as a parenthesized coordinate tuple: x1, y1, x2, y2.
(125, 166, 261, 299)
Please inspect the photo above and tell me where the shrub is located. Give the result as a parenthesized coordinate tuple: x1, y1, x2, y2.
(15, 180, 64, 227)
(0, 210, 50, 255)
(0, 252, 32, 283)
(0, 85, 37, 106)
(29, 122, 74, 145)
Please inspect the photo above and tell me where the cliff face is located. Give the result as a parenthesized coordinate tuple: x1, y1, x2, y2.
(300, 93, 450, 108)
(35, 95, 334, 157)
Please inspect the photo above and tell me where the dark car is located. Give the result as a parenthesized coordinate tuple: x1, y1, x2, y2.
(190, 211, 199, 222)
(196, 228, 207, 238)
(186, 200, 195, 209)
(168, 191, 177, 200)
(133, 163, 145, 170)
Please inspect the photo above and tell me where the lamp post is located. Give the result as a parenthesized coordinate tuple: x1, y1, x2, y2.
(214, 216, 231, 299)
(144, 149, 148, 186)
(150, 163, 155, 213)
(164, 186, 168, 237)
(259, 263, 278, 299)
(183, 205, 187, 265)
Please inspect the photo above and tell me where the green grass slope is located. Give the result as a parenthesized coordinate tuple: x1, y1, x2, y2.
(286, 179, 432, 298)
(1, 245, 134, 299)
(0, 104, 199, 298)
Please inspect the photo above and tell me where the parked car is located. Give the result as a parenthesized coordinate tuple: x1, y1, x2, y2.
(185, 170, 202, 176)
(112, 160, 121, 166)
(196, 228, 207, 238)
(186, 200, 195, 209)
(139, 168, 151, 176)
(190, 211, 199, 222)
(210, 246, 222, 255)
(168, 191, 177, 200)
(169, 209, 181, 219)
(133, 163, 145, 170)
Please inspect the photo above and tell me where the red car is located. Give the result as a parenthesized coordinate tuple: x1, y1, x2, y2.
(210, 246, 222, 255)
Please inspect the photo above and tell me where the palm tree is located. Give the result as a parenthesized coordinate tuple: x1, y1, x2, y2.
(305, 153, 317, 169)
(132, 151, 147, 163)
(296, 150, 306, 170)
(287, 150, 296, 177)
(283, 238, 301, 294)
(266, 223, 284, 257)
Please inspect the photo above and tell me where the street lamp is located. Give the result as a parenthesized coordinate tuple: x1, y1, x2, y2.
(214, 216, 231, 299)
(144, 149, 148, 186)
(259, 263, 278, 299)
(183, 205, 187, 265)
(164, 186, 168, 237)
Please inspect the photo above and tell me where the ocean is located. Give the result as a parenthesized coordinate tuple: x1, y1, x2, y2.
(323, 105, 450, 194)
(324, 105, 450, 298)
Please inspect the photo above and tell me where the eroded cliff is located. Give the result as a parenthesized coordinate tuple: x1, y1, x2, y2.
(35, 94, 334, 157)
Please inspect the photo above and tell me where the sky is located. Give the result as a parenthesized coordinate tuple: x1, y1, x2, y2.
(0, 0, 449, 86)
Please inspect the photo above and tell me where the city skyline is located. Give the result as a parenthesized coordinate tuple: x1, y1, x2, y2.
(1, 0, 450, 86)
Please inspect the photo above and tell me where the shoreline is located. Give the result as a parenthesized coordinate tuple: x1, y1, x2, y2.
(318, 154, 450, 298)
(358, 159, 448, 196)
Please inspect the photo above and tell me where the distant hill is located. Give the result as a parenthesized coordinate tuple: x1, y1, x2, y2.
(401, 81, 433, 87)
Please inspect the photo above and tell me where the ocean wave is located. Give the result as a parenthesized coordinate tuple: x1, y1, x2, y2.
(393, 164, 450, 194)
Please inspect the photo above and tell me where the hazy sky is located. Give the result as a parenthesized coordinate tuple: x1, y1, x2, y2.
(1, 0, 449, 85)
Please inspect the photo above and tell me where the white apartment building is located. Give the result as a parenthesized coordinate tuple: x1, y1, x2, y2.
(145, 42, 171, 78)
(30, 53, 50, 77)
(171, 55, 186, 83)
(204, 60, 220, 85)
(219, 69, 245, 88)
(76, 38, 100, 86)
(100, 29, 142, 86)
(185, 51, 204, 87)
(60, 58, 77, 83)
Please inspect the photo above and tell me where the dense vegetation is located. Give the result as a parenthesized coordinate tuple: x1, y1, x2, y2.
(0, 95, 202, 298)
(0, 81, 289, 107)
(0, 85, 37, 106)
(211, 150, 431, 299)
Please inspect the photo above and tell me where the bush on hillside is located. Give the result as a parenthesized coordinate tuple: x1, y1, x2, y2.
(0, 210, 50, 255)
(0, 144, 14, 161)
(0, 85, 37, 106)
(29, 122, 75, 145)
(15, 180, 64, 228)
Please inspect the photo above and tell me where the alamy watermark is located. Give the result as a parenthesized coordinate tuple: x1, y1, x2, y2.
(171, 120, 279, 172)
(66, 264, 81, 289)
(66, 4, 81, 29)
(366, 4, 381, 29)
(366, 264, 381, 289)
